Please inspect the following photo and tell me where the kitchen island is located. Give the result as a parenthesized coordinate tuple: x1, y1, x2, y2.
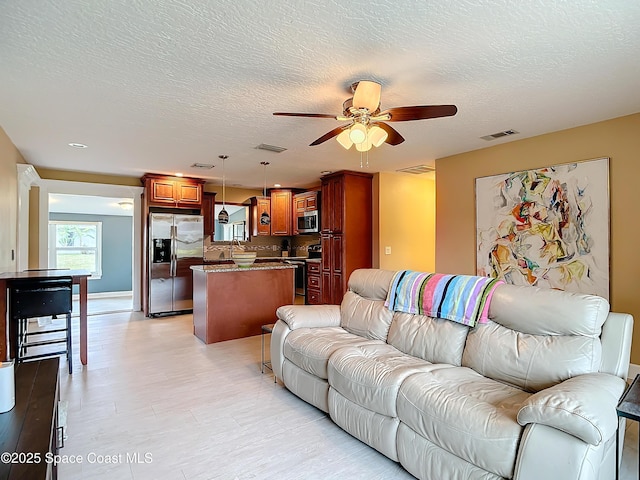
(190, 263, 296, 344)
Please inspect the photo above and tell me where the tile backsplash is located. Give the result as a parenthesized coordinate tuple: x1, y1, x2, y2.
(204, 233, 320, 260)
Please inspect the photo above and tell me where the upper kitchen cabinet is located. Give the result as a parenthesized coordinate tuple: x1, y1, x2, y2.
(250, 196, 271, 236)
(142, 174, 205, 208)
(250, 189, 296, 236)
(321, 175, 344, 234)
(320, 170, 372, 305)
(294, 190, 318, 213)
(201, 192, 217, 239)
(270, 189, 292, 236)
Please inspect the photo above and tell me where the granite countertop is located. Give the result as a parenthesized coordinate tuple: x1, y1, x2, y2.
(203, 256, 310, 263)
(191, 263, 297, 273)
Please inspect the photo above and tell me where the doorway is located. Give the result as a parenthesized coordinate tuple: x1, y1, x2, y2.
(49, 193, 135, 315)
(37, 179, 143, 314)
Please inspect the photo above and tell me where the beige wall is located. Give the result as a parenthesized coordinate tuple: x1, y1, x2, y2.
(375, 171, 436, 271)
(0, 127, 25, 271)
(36, 167, 141, 186)
(203, 184, 262, 204)
(435, 113, 640, 362)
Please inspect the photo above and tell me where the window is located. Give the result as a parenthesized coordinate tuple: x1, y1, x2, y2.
(48, 221, 102, 278)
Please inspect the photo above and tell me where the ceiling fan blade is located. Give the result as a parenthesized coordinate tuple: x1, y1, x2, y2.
(352, 81, 381, 112)
(381, 105, 458, 122)
(273, 112, 337, 119)
(309, 125, 349, 146)
(377, 122, 405, 146)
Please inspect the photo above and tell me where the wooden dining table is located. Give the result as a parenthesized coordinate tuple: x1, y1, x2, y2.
(0, 269, 91, 364)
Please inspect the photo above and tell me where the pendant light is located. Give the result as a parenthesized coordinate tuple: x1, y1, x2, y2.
(260, 161, 271, 226)
(217, 155, 229, 224)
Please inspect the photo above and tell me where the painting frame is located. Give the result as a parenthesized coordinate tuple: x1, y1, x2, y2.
(475, 157, 610, 299)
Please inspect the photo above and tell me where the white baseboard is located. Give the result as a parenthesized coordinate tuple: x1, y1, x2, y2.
(72, 291, 133, 300)
(628, 363, 640, 381)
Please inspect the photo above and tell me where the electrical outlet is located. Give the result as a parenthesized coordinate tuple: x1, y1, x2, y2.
(385, 246, 391, 255)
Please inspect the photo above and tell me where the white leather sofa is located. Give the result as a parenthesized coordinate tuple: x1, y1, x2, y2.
(271, 269, 633, 480)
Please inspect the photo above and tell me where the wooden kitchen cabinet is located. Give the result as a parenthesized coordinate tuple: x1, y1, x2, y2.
(142, 174, 204, 208)
(320, 171, 372, 305)
(321, 175, 344, 234)
(270, 189, 293, 236)
(306, 260, 322, 305)
(250, 196, 271, 236)
(201, 192, 217, 239)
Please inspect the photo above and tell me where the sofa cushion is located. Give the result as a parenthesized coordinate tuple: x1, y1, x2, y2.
(348, 268, 397, 301)
(328, 343, 448, 417)
(462, 284, 608, 392)
(283, 327, 381, 379)
(488, 284, 609, 336)
(341, 291, 394, 341)
(387, 312, 469, 365)
(397, 367, 529, 479)
(462, 320, 603, 392)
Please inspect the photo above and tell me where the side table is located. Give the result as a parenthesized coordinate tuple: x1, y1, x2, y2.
(261, 324, 275, 381)
(0, 357, 61, 480)
(617, 374, 640, 480)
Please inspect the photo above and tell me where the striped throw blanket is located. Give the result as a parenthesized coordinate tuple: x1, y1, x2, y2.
(385, 271, 503, 327)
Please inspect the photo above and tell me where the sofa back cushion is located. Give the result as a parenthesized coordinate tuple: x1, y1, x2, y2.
(462, 284, 609, 392)
(387, 313, 469, 365)
(341, 269, 396, 341)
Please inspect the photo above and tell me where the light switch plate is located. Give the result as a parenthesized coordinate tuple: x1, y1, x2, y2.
(385, 246, 391, 255)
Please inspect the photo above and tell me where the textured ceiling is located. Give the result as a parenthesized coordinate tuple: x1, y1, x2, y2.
(1, 0, 639, 189)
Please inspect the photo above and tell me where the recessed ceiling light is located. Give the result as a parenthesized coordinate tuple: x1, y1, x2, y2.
(321, 171, 332, 175)
(68, 143, 88, 148)
(274, 183, 281, 188)
(175, 172, 183, 177)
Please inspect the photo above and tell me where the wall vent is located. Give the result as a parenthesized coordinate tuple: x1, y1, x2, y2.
(190, 163, 215, 169)
(396, 164, 435, 175)
(480, 129, 519, 141)
(256, 143, 287, 153)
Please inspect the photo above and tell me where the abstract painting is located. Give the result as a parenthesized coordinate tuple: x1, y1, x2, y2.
(475, 157, 609, 299)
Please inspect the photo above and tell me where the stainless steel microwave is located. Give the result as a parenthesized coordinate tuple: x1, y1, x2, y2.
(297, 210, 319, 233)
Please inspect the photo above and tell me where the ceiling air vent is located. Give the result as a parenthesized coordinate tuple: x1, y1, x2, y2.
(480, 129, 519, 141)
(396, 165, 435, 175)
(256, 143, 287, 153)
(190, 163, 215, 169)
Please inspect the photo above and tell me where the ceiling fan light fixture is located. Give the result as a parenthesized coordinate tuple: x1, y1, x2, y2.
(352, 81, 381, 112)
(355, 136, 372, 152)
(336, 129, 353, 150)
(368, 125, 388, 148)
(349, 123, 367, 144)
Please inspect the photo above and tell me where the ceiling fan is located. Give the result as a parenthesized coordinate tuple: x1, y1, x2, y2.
(273, 80, 458, 152)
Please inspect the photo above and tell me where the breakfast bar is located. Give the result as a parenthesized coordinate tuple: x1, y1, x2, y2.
(191, 263, 296, 344)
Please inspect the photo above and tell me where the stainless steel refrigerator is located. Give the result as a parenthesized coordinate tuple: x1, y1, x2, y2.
(148, 213, 204, 316)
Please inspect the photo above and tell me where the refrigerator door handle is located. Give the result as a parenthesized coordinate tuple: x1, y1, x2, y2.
(170, 225, 176, 277)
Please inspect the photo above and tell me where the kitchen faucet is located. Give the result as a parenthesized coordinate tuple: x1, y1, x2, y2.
(229, 238, 242, 258)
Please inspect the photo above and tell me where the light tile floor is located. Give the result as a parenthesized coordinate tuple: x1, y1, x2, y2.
(72, 292, 133, 317)
(42, 310, 638, 479)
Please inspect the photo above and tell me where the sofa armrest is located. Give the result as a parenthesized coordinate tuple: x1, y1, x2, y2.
(517, 372, 626, 446)
(276, 305, 341, 330)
